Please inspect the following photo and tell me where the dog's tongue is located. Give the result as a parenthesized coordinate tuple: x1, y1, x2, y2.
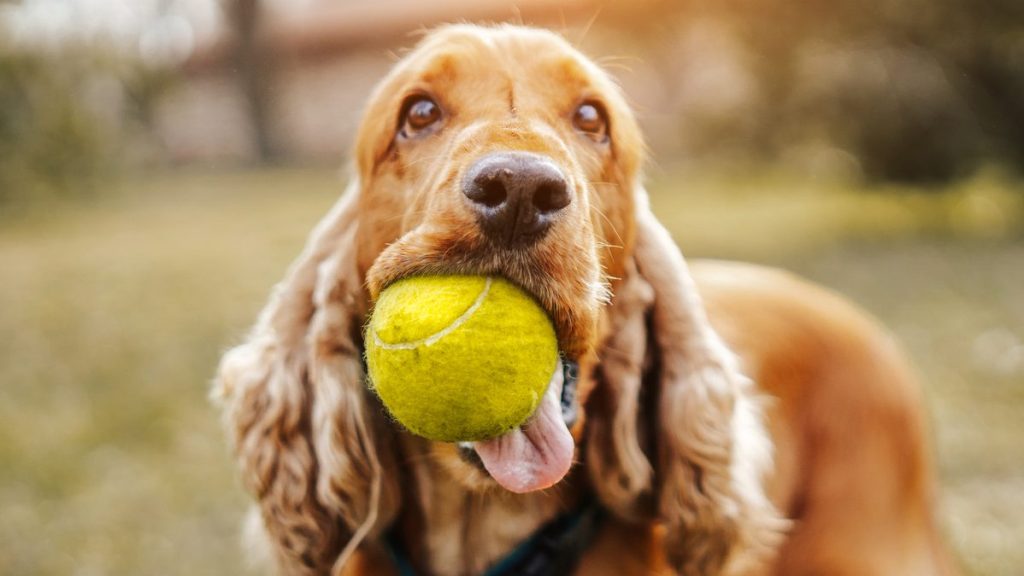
(475, 363, 574, 493)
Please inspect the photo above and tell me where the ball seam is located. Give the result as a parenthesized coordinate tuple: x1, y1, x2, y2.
(370, 276, 493, 350)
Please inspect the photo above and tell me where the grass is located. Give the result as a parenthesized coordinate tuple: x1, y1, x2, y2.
(0, 167, 1021, 575)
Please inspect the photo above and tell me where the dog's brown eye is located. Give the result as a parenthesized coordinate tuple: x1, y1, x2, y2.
(573, 102, 608, 141)
(400, 96, 442, 136)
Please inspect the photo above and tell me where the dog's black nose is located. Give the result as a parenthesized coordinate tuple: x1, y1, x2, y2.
(462, 152, 571, 246)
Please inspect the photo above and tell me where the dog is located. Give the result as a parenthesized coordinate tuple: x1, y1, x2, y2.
(215, 24, 958, 576)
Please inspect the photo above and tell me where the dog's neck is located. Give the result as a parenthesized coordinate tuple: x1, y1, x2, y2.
(394, 437, 581, 576)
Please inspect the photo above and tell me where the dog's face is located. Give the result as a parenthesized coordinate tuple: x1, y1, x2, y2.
(350, 25, 647, 492)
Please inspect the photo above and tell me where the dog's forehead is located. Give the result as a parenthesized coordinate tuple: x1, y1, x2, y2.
(404, 25, 597, 95)
(414, 25, 579, 63)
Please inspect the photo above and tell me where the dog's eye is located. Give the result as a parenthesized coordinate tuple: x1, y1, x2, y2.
(573, 102, 608, 142)
(400, 96, 442, 137)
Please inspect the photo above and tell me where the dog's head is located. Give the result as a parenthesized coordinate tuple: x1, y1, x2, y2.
(217, 24, 779, 576)
(349, 24, 644, 494)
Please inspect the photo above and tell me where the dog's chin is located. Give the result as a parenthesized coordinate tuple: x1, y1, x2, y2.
(391, 434, 497, 493)
(434, 443, 503, 493)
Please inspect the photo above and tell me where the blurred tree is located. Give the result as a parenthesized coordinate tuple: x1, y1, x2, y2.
(0, 49, 111, 206)
(621, 0, 1023, 184)
(935, 0, 1024, 169)
(0, 41, 177, 209)
(226, 0, 279, 163)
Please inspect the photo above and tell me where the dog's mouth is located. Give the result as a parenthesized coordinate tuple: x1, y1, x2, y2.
(366, 261, 593, 492)
(365, 224, 603, 360)
(455, 358, 579, 493)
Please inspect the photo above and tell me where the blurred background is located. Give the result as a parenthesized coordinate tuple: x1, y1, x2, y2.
(0, 0, 1021, 574)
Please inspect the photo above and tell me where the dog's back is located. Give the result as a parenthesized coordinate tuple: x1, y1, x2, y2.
(693, 260, 959, 575)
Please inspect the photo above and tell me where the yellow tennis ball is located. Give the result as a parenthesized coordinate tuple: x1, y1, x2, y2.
(365, 275, 558, 442)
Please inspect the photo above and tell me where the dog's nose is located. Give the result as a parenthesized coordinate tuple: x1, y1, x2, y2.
(462, 152, 571, 246)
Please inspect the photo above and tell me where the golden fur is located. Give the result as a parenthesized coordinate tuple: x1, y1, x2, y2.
(215, 24, 958, 576)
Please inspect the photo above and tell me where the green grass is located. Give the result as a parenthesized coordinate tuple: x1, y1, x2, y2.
(0, 167, 1021, 575)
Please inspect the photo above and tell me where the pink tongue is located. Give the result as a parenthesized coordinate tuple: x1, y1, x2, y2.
(475, 364, 574, 493)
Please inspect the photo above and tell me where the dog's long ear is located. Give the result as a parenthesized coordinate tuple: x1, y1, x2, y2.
(634, 196, 784, 575)
(585, 250, 657, 521)
(588, 187, 783, 575)
(214, 181, 401, 575)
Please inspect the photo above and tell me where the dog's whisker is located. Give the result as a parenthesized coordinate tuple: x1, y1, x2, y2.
(574, 8, 604, 45)
(590, 200, 627, 250)
(595, 55, 641, 74)
(594, 239, 625, 251)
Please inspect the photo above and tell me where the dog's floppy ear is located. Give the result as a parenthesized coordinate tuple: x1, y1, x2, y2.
(214, 181, 401, 575)
(588, 187, 783, 575)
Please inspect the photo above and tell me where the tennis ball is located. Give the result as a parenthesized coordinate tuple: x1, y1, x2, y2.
(365, 275, 558, 442)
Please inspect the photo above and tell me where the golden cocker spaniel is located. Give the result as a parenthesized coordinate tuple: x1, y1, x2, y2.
(215, 24, 958, 576)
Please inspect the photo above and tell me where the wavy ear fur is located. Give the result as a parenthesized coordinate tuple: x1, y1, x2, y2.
(213, 181, 401, 575)
(585, 252, 657, 521)
(588, 187, 784, 575)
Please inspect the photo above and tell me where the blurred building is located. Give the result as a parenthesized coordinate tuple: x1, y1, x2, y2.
(161, 0, 610, 163)
(3, 0, 1020, 182)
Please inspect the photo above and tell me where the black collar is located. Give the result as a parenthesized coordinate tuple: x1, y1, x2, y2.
(383, 501, 604, 576)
